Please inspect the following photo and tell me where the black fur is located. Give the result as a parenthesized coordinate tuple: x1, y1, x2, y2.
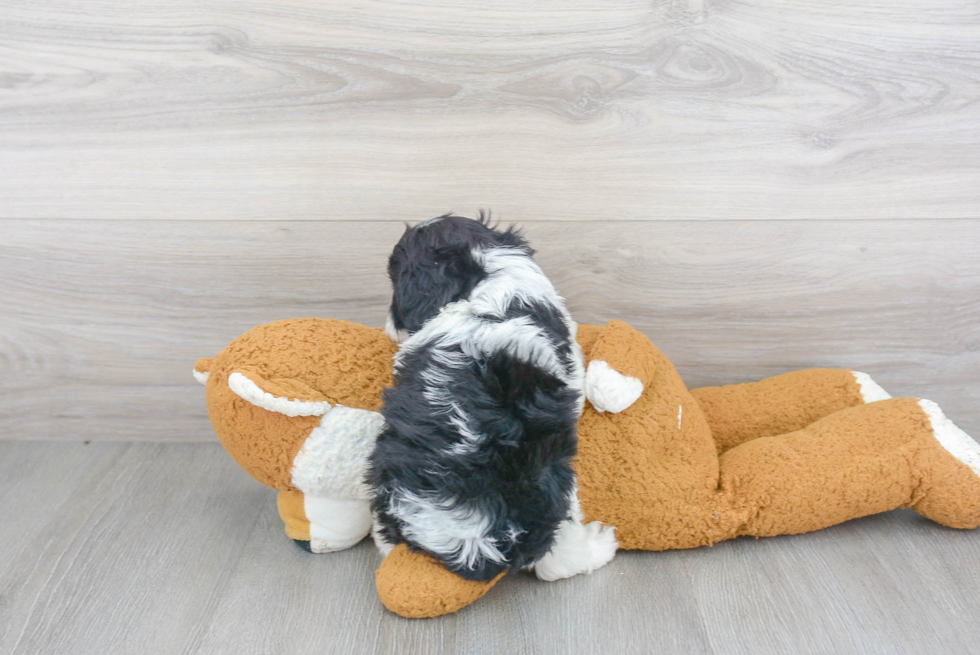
(370, 214, 581, 581)
(371, 342, 578, 580)
(386, 212, 531, 336)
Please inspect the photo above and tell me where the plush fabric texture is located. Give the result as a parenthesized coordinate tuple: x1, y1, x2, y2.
(276, 490, 310, 541)
(375, 544, 505, 619)
(198, 317, 980, 619)
(291, 406, 385, 499)
(197, 318, 396, 489)
(584, 360, 644, 414)
(585, 320, 658, 388)
(689, 368, 864, 454)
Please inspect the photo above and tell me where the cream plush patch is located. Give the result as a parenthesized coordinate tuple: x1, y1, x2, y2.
(228, 371, 333, 417)
(919, 399, 980, 477)
(305, 496, 374, 553)
(533, 486, 618, 582)
(853, 371, 892, 403)
(291, 406, 386, 499)
(585, 360, 643, 414)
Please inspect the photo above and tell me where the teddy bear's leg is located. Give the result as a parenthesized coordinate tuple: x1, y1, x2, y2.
(690, 369, 891, 454)
(276, 490, 373, 553)
(907, 400, 980, 528)
(375, 544, 507, 618)
(716, 398, 980, 538)
(277, 405, 385, 552)
(277, 489, 311, 545)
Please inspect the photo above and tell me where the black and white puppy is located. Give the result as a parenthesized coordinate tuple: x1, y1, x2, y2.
(370, 214, 616, 582)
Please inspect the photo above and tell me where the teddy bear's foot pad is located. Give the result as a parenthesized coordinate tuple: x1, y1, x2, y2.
(911, 399, 980, 529)
(852, 371, 892, 403)
(919, 399, 980, 477)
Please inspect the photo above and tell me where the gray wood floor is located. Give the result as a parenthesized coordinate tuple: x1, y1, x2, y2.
(1, 441, 978, 655)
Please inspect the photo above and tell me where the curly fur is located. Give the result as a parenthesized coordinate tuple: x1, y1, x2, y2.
(370, 214, 585, 581)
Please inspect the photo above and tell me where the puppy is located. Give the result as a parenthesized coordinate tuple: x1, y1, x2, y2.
(370, 214, 616, 582)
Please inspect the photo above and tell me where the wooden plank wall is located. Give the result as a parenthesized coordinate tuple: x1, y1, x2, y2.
(1, 0, 978, 440)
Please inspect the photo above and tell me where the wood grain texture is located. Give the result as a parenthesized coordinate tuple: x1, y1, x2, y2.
(1, 0, 978, 221)
(1, 441, 979, 654)
(1, 218, 978, 441)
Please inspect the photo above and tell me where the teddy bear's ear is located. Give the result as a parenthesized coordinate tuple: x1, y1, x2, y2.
(227, 366, 333, 417)
(193, 358, 214, 385)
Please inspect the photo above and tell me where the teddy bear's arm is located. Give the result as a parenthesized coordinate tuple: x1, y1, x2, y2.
(581, 320, 658, 413)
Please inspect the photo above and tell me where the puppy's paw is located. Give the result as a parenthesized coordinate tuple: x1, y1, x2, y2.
(533, 520, 618, 582)
(585, 360, 643, 413)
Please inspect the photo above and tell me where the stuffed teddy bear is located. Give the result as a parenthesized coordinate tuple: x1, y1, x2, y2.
(195, 318, 980, 618)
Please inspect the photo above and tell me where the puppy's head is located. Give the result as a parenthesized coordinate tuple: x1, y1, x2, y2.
(385, 213, 530, 341)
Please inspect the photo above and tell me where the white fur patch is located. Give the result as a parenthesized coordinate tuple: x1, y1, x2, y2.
(533, 486, 618, 582)
(371, 515, 396, 557)
(919, 399, 980, 478)
(192, 369, 209, 385)
(853, 371, 892, 403)
(304, 496, 373, 553)
(567, 322, 586, 416)
(445, 405, 485, 455)
(394, 248, 585, 403)
(228, 372, 333, 417)
(470, 248, 574, 319)
(584, 360, 644, 414)
(404, 311, 568, 380)
(384, 311, 410, 343)
(417, 350, 486, 455)
(387, 490, 508, 570)
(290, 406, 385, 499)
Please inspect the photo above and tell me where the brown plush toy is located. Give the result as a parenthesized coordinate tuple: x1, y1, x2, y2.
(195, 318, 980, 619)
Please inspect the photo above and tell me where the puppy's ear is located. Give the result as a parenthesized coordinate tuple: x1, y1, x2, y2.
(389, 244, 485, 334)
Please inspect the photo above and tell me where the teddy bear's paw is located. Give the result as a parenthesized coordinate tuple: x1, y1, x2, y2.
(533, 520, 618, 582)
(303, 497, 373, 553)
(919, 399, 980, 478)
(309, 536, 362, 554)
(585, 360, 643, 413)
(853, 371, 892, 403)
(909, 399, 980, 530)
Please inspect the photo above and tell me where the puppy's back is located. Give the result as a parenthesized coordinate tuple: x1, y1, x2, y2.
(372, 221, 584, 580)
(371, 296, 582, 580)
